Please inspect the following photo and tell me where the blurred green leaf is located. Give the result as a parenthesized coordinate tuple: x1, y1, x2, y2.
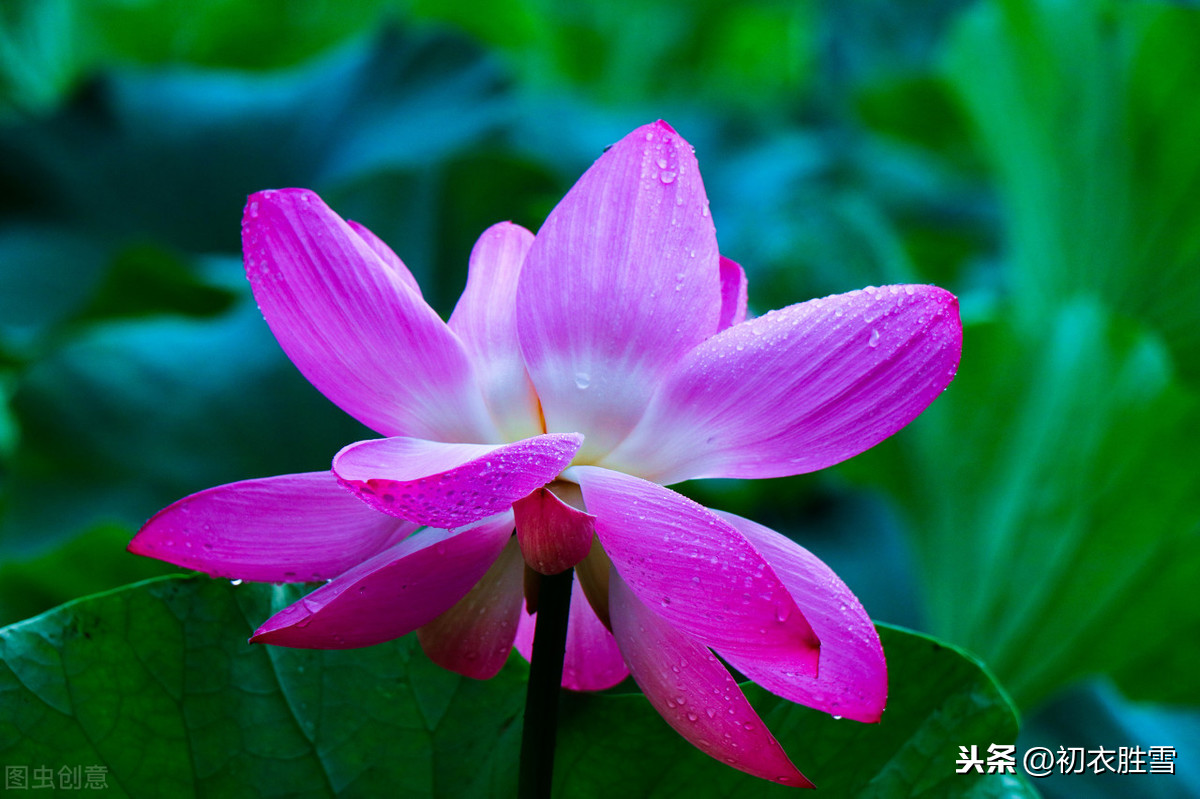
(945, 0, 1200, 382)
(2, 297, 371, 556)
(0, 28, 509, 254)
(0, 224, 107, 350)
(857, 74, 972, 158)
(704, 122, 992, 307)
(413, 0, 818, 111)
(70, 243, 236, 324)
(0, 523, 175, 627)
(0, 575, 1028, 797)
(0, 0, 396, 115)
(858, 301, 1200, 708)
(1020, 681, 1200, 799)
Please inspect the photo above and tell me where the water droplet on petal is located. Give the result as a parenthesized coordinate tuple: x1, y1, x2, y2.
(868, 328, 881, 348)
(660, 170, 677, 184)
(574, 373, 591, 389)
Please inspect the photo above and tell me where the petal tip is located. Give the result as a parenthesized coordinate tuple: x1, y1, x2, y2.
(244, 187, 309, 218)
(553, 431, 586, 450)
(249, 623, 298, 648)
(126, 528, 150, 556)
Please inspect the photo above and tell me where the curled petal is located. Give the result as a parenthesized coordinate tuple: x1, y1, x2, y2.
(243, 188, 497, 442)
(515, 578, 629, 691)
(573, 535, 614, 630)
(513, 487, 596, 575)
(604, 285, 962, 482)
(448, 222, 542, 441)
(518, 121, 722, 460)
(609, 572, 811, 787)
(128, 472, 413, 583)
(251, 514, 514, 649)
(333, 434, 582, 529)
(715, 511, 887, 723)
(418, 537, 525, 680)
(717, 255, 749, 332)
(573, 466, 820, 679)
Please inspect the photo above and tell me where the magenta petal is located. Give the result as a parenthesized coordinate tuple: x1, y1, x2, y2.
(561, 580, 629, 691)
(513, 487, 596, 575)
(715, 511, 887, 722)
(573, 467, 820, 678)
(448, 222, 542, 441)
(251, 514, 514, 649)
(243, 189, 496, 442)
(418, 537, 524, 679)
(514, 579, 629, 691)
(517, 121, 722, 459)
(717, 255, 749, 332)
(345, 219, 422, 296)
(605, 285, 963, 483)
(609, 572, 812, 787)
(333, 433, 582, 528)
(129, 472, 414, 582)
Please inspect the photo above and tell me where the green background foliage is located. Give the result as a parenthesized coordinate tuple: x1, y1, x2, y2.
(1, 0, 1197, 796)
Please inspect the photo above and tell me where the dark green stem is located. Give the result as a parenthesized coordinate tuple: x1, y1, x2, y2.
(518, 568, 574, 799)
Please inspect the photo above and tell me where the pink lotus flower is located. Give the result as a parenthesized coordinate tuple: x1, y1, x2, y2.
(131, 121, 961, 787)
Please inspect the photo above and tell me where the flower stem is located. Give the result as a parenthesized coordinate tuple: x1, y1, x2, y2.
(518, 568, 573, 799)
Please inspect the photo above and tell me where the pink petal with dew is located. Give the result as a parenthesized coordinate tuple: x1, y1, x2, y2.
(714, 511, 887, 722)
(243, 188, 497, 442)
(572, 466, 820, 679)
(129, 471, 415, 583)
(333, 433, 582, 529)
(345, 219, 422, 296)
(517, 121, 722, 460)
(603, 285, 963, 483)
(418, 537, 525, 680)
(717, 255, 748, 332)
(609, 572, 812, 787)
(513, 486, 596, 575)
(448, 222, 543, 441)
(251, 513, 514, 649)
(515, 579, 629, 691)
